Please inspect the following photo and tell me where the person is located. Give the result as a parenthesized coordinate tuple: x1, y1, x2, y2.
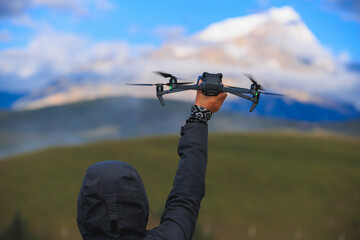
(77, 80, 227, 240)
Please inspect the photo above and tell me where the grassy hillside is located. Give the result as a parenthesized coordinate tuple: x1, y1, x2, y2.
(0, 132, 359, 240)
(2, 96, 359, 158)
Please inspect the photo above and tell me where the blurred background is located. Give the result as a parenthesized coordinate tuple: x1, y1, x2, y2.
(0, 0, 359, 239)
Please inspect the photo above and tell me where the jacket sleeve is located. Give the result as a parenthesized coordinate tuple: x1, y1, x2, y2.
(145, 122, 208, 240)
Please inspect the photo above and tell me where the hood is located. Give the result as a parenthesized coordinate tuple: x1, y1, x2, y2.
(77, 161, 149, 240)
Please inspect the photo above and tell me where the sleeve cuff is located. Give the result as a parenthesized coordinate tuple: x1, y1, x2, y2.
(188, 105, 212, 123)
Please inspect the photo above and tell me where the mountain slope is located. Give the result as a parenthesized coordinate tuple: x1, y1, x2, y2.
(224, 96, 360, 122)
(0, 91, 24, 109)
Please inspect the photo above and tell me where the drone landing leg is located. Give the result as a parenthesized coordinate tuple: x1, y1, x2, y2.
(249, 94, 260, 112)
(157, 95, 165, 106)
(228, 92, 259, 112)
(249, 102, 257, 112)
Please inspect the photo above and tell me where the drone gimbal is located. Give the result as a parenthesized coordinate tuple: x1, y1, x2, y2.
(128, 72, 283, 112)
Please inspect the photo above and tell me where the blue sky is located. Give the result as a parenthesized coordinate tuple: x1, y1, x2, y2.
(0, 0, 359, 60)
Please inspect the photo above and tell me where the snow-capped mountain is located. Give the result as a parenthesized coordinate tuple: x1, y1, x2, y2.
(11, 6, 360, 118)
(153, 6, 334, 74)
(197, 6, 308, 42)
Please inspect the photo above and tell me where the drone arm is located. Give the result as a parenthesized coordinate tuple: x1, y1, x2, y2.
(228, 92, 254, 101)
(174, 84, 201, 91)
(223, 86, 250, 94)
(156, 88, 190, 106)
(161, 88, 188, 95)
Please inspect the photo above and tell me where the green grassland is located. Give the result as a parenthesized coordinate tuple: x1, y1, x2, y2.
(0, 132, 359, 240)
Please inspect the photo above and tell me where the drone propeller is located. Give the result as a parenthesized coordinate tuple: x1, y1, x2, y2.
(127, 82, 193, 86)
(258, 85, 265, 91)
(259, 91, 284, 96)
(173, 82, 194, 85)
(153, 71, 196, 86)
(244, 73, 266, 91)
(154, 71, 179, 79)
(244, 73, 257, 84)
(127, 83, 157, 86)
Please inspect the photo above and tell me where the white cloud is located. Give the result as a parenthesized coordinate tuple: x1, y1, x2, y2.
(0, 30, 12, 42)
(257, 0, 270, 8)
(11, 14, 52, 31)
(0, 31, 129, 91)
(153, 25, 186, 41)
(338, 51, 350, 63)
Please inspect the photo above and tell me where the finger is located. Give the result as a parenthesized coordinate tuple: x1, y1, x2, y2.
(196, 80, 203, 95)
(213, 100, 223, 111)
(217, 92, 227, 101)
(220, 93, 227, 99)
(213, 93, 227, 111)
(218, 92, 227, 98)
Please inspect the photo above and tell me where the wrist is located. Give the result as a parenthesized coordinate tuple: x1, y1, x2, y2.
(187, 105, 212, 124)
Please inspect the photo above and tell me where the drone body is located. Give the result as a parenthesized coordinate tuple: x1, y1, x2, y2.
(128, 72, 283, 112)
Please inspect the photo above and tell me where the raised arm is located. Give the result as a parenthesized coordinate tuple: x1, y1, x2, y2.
(145, 90, 226, 239)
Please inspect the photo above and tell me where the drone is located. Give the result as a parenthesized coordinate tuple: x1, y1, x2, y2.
(128, 72, 284, 112)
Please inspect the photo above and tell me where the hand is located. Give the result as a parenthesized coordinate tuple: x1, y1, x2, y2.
(194, 81, 227, 113)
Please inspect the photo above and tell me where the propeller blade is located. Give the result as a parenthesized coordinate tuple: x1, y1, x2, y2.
(176, 82, 194, 85)
(258, 85, 266, 91)
(244, 73, 267, 90)
(162, 82, 193, 86)
(154, 71, 175, 78)
(244, 73, 257, 84)
(127, 83, 155, 86)
(128, 82, 193, 87)
(259, 91, 284, 96)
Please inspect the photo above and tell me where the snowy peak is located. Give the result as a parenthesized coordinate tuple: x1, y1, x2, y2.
(196, 6, 307, 42)
(161, 5, 328, 73)
(266, 6, 300, 24)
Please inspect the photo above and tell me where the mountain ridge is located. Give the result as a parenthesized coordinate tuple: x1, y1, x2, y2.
(1, 96, 359, 158)
(196, 6, 314, 42)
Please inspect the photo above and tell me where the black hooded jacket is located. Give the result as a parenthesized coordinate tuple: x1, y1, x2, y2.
(77, 122, 208, 239)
